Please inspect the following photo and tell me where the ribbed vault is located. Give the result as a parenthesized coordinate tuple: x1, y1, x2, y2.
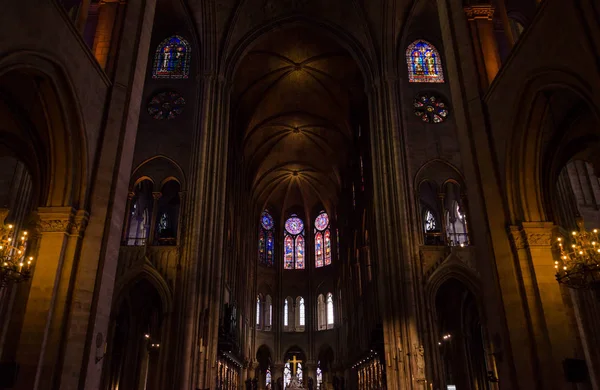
(233, 26, 365, 212)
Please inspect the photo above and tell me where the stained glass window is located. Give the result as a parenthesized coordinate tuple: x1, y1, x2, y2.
(284, 214, 305, 269)
(314, 211, 332, 267)
(284, 363, 291, 387)
(414, 93, 449, 124)
(259, 210, 275, 267)
(296, 362, 303, 384)
(424, 209, 436, 232)
(153, 35, 191, 79)
(266, 366, 272, 387)
(317, 364, 323, 389)
(406, 40, 444, 83)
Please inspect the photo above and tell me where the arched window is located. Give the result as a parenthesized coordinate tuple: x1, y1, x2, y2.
(317, 294, 326, 330)
(326, 293, 334, 327)
(256, 296, 261, 329)
(446, 200, 468, 246)
(125, 179, 154, 246)
(266, 366, 272, 388)
(283, 296, 293, 331)
(406, 40, 444, 83)
(264, 295, 273, 331)
(155, 180, 180, 245)
(259, 210, 275, 267)
(316, 363, 323, 389)
(152, 35, 191, 79)
(284, 363, 291, 387)
(295, 296, 305, 332)
(424, 209, 437, 233)
(296, 362, 303, 384)
(314, 211, 332, 267)
(284, 214, 305, 269)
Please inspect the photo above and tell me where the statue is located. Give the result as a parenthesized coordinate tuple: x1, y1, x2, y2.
(415, 345, 425, 378)
(287, 376, 305, 389)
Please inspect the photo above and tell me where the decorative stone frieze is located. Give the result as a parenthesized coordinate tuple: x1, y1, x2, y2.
(463, 5, 495, 21)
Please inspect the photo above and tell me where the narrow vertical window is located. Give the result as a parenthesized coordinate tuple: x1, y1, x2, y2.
(299, 297, 305, 326)
(256, 296, 261, 327)
(284, 299, 289, 327)
(326, 292, 334, 326)
(260, 210, 275, 267)
(284, 214, 305, 270)
(314, 211, 332, 267)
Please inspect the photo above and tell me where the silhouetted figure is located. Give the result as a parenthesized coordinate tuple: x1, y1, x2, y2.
(308, 377, 314, 390)
(245, 378, 252, 390)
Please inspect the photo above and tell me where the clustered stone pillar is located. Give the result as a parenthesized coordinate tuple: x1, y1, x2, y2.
(509, 222, 578, 389)
(463, 4, 502, 89)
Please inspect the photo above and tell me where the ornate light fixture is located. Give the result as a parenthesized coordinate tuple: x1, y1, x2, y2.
(555, 228, 600, 288)
(0, 224, 33, 288)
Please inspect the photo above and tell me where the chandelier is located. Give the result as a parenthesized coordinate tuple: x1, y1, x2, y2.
(0, 224, 33, 288)
(555, 228, 600, 288)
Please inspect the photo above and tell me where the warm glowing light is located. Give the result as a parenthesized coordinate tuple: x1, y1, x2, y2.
(8, 225, 12, 229)
(144, 334, 150, 339)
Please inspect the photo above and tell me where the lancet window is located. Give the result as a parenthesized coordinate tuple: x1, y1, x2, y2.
(284, 214, 305, 269)
(314, 211, 332, 268)
(259, 210, 275, 267)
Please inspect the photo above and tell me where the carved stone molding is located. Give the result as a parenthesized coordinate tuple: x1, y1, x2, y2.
(508, 226, 526, 250)
(464, 5, 495, 21)
(37, 219, 72, 233)
(70, 211, 90, 236)
(526, 232, 553, 247)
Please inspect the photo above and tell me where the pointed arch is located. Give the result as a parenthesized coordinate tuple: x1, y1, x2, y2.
(284, 214, 305, 269)
(406, 39, 445, 83)
(152, 35, 191, 79)
(314, 210, 332, 267)
(259, 209, 275, 266)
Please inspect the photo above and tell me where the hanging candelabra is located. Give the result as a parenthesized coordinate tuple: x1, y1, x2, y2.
(0, 224, 33, 288)
(555, 228, 600, 288)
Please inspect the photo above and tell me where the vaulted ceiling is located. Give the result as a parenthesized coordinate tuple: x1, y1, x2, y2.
(232, 26, 365, 213)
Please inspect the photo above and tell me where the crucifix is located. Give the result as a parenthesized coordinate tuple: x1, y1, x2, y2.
(289, 355, 302, 375)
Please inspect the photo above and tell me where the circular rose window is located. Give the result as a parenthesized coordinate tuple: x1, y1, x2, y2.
(413, 93, 449, 123)
(148, 91, 186, 120)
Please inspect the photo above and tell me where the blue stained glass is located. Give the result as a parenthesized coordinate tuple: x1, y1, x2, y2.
(295, 235, 305, 269)
(266, 231, 274, 266)
(153, 35, 191, 79)
(285, 216, 304, 235)
(285, 235, 294, 269)
(406, 40, 444, 83)
(261, 211, 274, 230)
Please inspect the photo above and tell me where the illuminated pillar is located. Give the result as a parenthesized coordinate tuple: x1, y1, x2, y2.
(509, 223, 577, 389)
(92, 0, 120, 69)
(463, 5, 502, 89)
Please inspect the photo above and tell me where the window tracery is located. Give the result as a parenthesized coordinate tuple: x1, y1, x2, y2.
(152, 35, 191, 79)
(406, 40, 445, 83)
(314, 211, 332, 267)
(259, 210, 275, 267)
(284, 214, 305, 269)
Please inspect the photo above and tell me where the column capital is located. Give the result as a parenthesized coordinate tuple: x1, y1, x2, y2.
(127, 191, 136, 200)
(509, 222, 555, 249)
(35, 207, 76, 233)
(152, 191, 163, 200)
(464, 5, 495, 21)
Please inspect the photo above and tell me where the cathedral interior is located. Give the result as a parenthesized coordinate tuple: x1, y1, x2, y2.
(1, 0, 600, 389)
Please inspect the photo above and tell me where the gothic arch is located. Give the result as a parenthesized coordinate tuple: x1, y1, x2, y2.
(425, 257, 482, 307)
(507, 69, 600, 224)
(0, 51, 88, 208)
(414, 159, 465, 190)
(112, 264, 173, 315)
(130, 155, 186, 191)
(224, 16, 376, 89)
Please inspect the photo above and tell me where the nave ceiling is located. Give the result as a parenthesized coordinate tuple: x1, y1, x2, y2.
(231, 26, 366, 214)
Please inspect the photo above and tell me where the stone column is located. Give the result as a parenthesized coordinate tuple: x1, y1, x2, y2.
(91, 0, 121, 69)
(14, 207, 79, 390)
(463, 5, 502, 89)
(510, 222, 578, 389)
(305, 361, 316, 389)
(121, 191, 135, 244)
(148, 192, 162, 245)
